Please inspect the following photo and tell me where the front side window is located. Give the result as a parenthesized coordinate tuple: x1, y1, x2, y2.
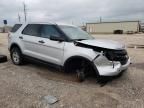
(41, 25, 61, 38)
(59, 25, 94, 40)
(22, 24, 42, 37)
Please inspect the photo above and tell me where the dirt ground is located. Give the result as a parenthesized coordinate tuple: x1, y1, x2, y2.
(0, 33, 144, 108)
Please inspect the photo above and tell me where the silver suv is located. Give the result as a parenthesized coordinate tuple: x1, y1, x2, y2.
(8, 22, 130, 81)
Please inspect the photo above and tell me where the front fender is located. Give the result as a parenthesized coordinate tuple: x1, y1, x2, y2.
(63, 43, 99, 65)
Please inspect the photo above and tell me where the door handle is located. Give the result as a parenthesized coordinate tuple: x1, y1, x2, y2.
(19, 36, 23, 39)
(38, 40, 45, 44)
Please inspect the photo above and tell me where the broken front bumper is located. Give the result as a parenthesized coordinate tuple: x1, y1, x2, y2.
(93, 55, 130, 76)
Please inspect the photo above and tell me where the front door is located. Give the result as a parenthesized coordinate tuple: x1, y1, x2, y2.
(38, 25, 65, 65)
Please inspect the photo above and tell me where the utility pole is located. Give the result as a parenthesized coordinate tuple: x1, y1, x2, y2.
(100, 17, 102, 23)
(18, 13, 21, 23)
(23, 2, 27, 22)
(82, 22, 85, 26)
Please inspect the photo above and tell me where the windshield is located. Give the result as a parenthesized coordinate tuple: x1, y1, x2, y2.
(59, 25, 94, 40)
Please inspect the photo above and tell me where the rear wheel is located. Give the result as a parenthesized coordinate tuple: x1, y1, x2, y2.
(10, 47, 24, 65)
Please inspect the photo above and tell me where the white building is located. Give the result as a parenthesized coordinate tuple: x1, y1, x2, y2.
(86, 21, 140, 34)
(140, 23, 144, 32)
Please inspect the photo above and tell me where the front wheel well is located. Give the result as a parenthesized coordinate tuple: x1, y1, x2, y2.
(64, 56, 98, 76)
(10, 44, 21, 52)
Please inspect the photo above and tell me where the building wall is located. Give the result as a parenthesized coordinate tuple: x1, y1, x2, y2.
(0, 28, 3, 33)
(4, 26, 12, 33)
(0, 26, 12, 33)
(86, 21, 139, 34)
(140, 23, 144, 32)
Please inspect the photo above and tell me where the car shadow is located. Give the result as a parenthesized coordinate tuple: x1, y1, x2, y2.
(27, 60, 78, 82)
(26, 60, 124, 87)
(130, 62, 144, 71)
(97, 72, 124, 87)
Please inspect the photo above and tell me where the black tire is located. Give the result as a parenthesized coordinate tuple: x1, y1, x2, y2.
(0, 55, 7, 63)
(10, 47, 24, 65)
(76, 70, 85, 82)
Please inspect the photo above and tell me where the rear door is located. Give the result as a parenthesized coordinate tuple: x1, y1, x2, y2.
(21, 24, 44, 59)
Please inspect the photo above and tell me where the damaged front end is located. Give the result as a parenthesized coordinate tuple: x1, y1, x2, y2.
(93, 53, 130, 76)
(75, 41, 130, 76)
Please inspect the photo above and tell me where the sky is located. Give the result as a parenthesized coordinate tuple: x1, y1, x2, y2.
(0, 0, 144, 26)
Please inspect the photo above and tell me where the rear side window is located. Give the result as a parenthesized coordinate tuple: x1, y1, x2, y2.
(11, 24, 22, 33)
(22, 24, 42, 37)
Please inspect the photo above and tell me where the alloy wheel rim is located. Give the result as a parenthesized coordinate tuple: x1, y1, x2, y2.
(12, 51, 20, 63)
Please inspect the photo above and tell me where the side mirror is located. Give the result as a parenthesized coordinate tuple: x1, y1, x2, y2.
(50, 35, 65, 42)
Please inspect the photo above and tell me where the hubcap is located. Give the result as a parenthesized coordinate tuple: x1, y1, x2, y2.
(12, 51, 20, 63)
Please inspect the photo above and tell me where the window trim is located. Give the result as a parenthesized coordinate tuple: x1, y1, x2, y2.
(22, 24, 42, 37)
(21, 24, 70, 42)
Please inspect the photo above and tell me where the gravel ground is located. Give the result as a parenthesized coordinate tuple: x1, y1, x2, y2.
(0, 33, 144, 108)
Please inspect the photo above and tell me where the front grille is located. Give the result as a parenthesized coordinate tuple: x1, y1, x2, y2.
(105, 49, 128, 65)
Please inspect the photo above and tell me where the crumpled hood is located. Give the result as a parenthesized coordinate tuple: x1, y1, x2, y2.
(77, 39, 125, 50)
